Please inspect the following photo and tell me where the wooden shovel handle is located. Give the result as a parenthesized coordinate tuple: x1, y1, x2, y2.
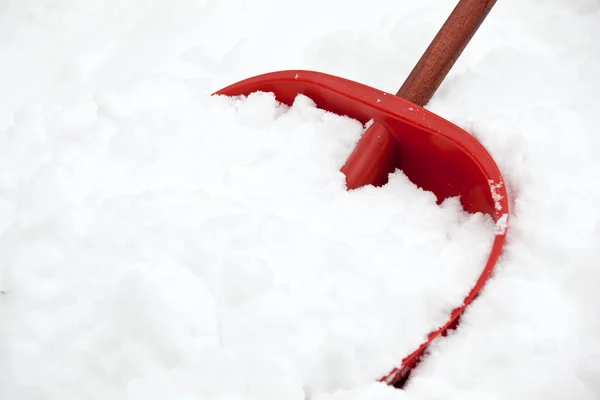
(396, 0, 497, 106)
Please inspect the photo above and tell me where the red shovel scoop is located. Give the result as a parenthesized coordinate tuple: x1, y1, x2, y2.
(215, 0, 508, 388)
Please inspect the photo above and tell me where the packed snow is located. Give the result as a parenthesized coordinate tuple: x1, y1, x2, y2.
(1, 0, 600, 399)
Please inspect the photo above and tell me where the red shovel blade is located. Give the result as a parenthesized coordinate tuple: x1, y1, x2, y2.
(214, 69, 509, 386)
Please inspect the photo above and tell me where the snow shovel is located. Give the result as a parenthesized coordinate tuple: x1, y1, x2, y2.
(215, 0, 508, 388)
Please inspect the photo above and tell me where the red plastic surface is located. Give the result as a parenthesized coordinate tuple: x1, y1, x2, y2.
(214, 70, 509, 387)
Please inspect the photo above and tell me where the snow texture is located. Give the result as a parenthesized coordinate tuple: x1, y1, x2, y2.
(1, 0, 600, 399)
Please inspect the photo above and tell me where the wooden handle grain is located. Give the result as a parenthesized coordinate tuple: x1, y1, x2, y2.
(396, 0, 497, 106)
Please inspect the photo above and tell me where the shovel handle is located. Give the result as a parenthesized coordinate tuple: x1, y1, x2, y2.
(396, 0, 497, 106)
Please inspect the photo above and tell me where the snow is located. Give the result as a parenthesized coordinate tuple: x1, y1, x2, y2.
(1, 0, 600, 399)
(0, 81, 496, 397)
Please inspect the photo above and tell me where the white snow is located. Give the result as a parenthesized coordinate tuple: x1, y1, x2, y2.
(1, 0, 600, 399)
(0, 83, 496, 398)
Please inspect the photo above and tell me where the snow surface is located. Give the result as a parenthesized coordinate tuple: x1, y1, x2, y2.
(0, 87, 496, 398)
(1, 0, 600, 399)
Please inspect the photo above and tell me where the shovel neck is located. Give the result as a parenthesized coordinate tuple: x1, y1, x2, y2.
(396, 0, 497, 107)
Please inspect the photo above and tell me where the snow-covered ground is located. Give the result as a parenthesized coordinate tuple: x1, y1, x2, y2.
(1, 0, 600, 399)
